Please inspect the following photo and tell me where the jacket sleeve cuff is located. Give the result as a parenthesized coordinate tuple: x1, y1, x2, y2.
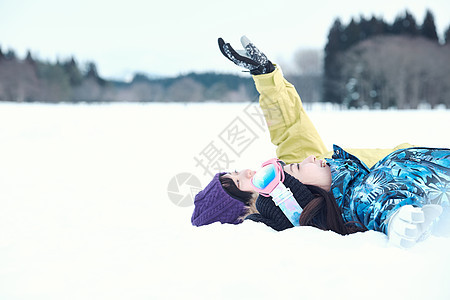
(252, 66, 285, 98)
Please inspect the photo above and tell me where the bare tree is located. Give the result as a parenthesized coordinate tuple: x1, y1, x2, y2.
(292, 49, 323, 76)
(0, 58, 40, 102)
(339, 35, 450, 108)
(166, 77, 205, 102)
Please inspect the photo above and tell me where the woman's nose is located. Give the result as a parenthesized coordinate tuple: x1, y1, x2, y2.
(245, 169, 255, 178)
(305, 155, 316, 163)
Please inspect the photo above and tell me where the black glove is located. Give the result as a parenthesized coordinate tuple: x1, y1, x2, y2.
(218, 36, 275, 75)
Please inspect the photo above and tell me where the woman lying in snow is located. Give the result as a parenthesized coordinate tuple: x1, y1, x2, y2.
(191, 36, 450, 248)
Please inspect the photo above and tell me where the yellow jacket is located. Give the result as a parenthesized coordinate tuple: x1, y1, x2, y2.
(253, 67, 412, 168)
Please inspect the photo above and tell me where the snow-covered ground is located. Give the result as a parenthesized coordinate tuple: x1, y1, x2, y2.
(0, 102, 449, 300)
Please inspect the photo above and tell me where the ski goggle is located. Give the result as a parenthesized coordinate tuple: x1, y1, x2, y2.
(251, 158, 286, 197)
(250, 158, 303, 226)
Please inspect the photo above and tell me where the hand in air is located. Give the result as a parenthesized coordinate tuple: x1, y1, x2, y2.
(218, 36, 274, 75)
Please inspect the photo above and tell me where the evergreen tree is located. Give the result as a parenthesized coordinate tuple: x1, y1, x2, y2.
(36, 62, 72, 102)
(404, 11, 419, 36)
(25, 50, 35, 64)
(391, 10, 419, 36)
(368, 16, 388, 36)
(358, 15, 370, 40)
(325, 18, 345, 53)
(324, 18, 345, 103)
(420, 10, 439, 42)
(132, 73, 151, 84)
(361, 16, 385, 37)
(63, 57, 83, 86)
(85, 62, 106, 86)
(342, 18, 362, 49)
(5, 49, 17, 60)
(0, 45, 4, 60)
(445, 25, 450, 45)
(86, 62, 99, 78)
(359, 15, 388, 40)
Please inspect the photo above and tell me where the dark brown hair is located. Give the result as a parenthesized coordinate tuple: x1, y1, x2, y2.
(299, 185, 367, 235)
(220, 175, 366, 235)
(219, 175, 255, 205)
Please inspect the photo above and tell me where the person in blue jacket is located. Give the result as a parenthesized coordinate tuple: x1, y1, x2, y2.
(191, 36, 450, 248)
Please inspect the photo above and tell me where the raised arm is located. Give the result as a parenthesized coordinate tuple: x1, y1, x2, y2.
(218, 36, 328, 164)
(252, 68, 327, 163)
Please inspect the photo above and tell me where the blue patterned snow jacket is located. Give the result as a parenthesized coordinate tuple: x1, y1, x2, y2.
(327, 145, 450, 234)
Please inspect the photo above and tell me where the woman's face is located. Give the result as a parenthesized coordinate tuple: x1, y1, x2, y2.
(222, 169, 256, 192)
(223, 155, 332, 192)
(282, 155, 332, 191)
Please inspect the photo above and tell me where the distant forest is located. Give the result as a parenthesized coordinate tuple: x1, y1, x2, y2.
(324, 10, 450, 109)
(1, 9, 449, 108)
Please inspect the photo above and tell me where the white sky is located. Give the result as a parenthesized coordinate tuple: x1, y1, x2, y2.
(0, 0, 449, 80)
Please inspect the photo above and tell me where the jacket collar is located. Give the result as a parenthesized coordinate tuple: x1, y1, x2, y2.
(330, 144, 370, 171)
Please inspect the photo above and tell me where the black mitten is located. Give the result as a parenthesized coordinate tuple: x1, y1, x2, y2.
(218, 36, 275, 75)
(240, 36, 273, 73)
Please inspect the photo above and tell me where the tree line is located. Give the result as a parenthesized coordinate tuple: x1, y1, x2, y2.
(1, 9, 449, 108)
(0, 48, 323, 104)
(324, 9, 450, 108)
(0, 50, 259, 103)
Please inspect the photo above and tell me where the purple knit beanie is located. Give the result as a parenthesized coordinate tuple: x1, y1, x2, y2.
(191, 172, 247, 226)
